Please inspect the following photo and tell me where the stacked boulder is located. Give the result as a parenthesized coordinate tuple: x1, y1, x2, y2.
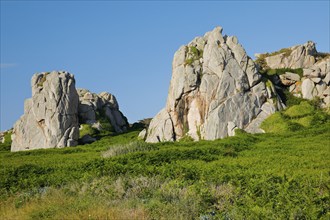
(144, 27, 285, 142)
(77, 89, 128, 133)
(11, 71, 80, 151)
(301, 58, 330, 106)
(259, 41, 330, 107)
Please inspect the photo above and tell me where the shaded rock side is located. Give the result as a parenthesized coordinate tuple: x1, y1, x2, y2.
(146, 26, 285, 143)
(77, 89, 128, 133)
(11, 71, 79, 151)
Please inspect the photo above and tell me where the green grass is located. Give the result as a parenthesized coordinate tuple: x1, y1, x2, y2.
(284, 101, 314, 118)
(1, 106, 329, 219)
(261, 101, 329, 133)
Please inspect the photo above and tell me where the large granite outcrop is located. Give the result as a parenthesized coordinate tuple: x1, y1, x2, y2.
(11, 71, 79, 151)
(77, 89, 128, 133)
(145, 27, 285, 142)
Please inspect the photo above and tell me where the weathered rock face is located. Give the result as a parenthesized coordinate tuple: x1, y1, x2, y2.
(77, 89, 128, 133)
(11, 71, 79, 151)
(145, 27, 285, 142)
(263, 41, 317, 69)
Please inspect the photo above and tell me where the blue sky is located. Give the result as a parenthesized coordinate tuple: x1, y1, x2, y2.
(1, 1, 329, 130)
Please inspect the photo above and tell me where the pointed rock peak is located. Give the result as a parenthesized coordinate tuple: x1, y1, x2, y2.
(213, 26, 223, 34)
(205, 26, 225, 44)
(304, 40, 316, 48)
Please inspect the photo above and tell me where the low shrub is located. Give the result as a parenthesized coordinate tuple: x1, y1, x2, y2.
(261, 68, 303, 78)
(184, 46, 203, 66)
(283, 90, 304, 107)
(79, 124, 98, 138)
(284, 101, 314, 118)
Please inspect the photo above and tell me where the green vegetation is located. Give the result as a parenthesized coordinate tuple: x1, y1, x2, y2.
(255, 54, 269, 69)
(261, 101, 329, 133)
(0, 131, 12, 151)
(260, 68, 303, 78)
(283, 89, 304, 107)
(270, 48, 292, 57)
(265, 79, 273, 89)
(184, 46, 203, 66)
(95, 109, 115, 135)
(36, 72, 50, 87)
(79, 124, 98, 138)
(284, 101, 314, 118)
(1, 104, 329, 219)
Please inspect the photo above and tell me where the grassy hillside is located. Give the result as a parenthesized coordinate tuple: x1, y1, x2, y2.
(0, 104, 329, 219)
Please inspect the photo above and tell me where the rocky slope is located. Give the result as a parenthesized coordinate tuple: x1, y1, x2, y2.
(11, 71, 128, 151)
(256, 41, 330, 107)
(11, 71, 79, 151)
(144, 27, 285, 142)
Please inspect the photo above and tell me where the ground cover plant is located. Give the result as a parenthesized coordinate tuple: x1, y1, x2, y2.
(0, 103, 329, 219)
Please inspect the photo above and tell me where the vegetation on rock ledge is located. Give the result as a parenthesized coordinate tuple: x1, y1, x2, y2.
(185, 46, 203, 66)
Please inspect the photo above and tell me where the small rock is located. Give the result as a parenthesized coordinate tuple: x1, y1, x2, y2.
(303, 68, 313, 76)
(301, 78, 315, 100)
(283, 72, 301, 81)
(138, 129, 147, 140)
(80, 135, 96, 144)
(310, 67, 321, 77)
(227, 122, 237, 137)
(289, 84, 296, 92)
(315, 81, 327, 96)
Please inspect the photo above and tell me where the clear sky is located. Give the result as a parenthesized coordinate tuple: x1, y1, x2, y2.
(1, 1, 329, 130)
